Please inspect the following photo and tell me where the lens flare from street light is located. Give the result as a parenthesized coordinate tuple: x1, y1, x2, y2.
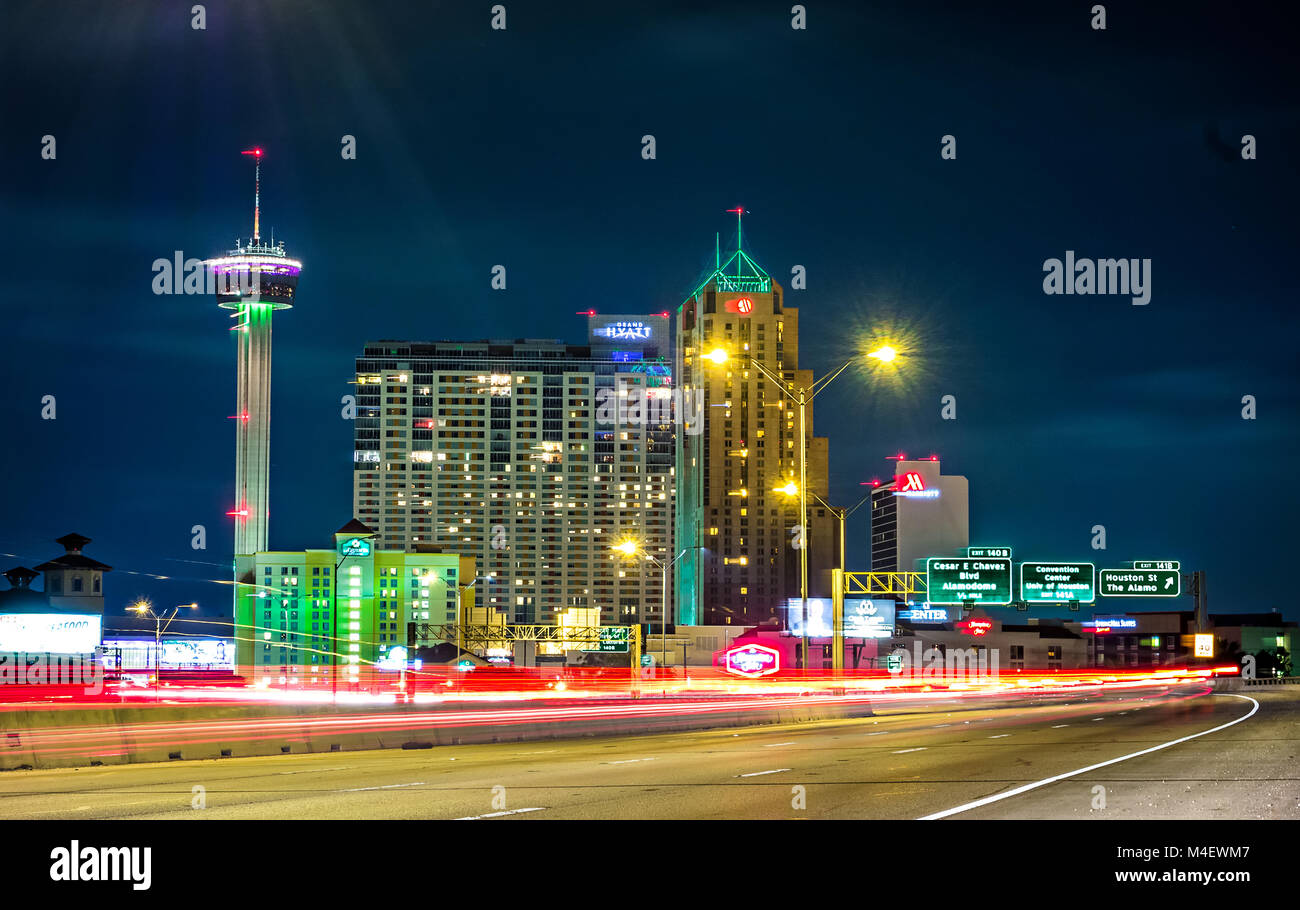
(704, 348, 729, 364)
(612, 540, 640, 556)
(868, 345, 898, 362)
(774, 481, 799, 497)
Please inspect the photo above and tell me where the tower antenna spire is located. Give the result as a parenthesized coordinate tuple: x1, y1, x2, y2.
(725, 207, 746, 275)
(726, 206, 746, 264)
(242, 147, 264, 241)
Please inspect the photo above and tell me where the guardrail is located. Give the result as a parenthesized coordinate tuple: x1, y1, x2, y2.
(1242, 676, 1300, 686)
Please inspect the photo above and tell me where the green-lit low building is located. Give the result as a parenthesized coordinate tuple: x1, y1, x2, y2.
(234, 519, 476, 685)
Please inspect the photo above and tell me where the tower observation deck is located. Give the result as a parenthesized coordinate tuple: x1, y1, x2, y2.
(207, 148, 301, 558)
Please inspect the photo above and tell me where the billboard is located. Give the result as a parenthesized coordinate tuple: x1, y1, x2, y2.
(0, 613, 102, 654)
(785, 598, 894, 637)
(843, 599, 895, 638)
(785, 598, 832, 637)
(101, 638, 234, 670)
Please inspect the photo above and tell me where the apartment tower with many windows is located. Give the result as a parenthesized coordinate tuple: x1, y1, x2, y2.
(352, 324, 673, 627)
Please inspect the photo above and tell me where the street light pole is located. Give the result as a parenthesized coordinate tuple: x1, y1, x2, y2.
(130, 601, 195, 702)
(612, 543, 694, 681)
(707, 346, 897, 672)
(797, 388, 808, 672)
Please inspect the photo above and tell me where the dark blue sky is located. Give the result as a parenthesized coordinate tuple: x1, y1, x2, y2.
(3, 0, 1297, 624)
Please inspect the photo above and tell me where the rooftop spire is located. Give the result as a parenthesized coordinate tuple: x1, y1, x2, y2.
(727, 206, 746, 253)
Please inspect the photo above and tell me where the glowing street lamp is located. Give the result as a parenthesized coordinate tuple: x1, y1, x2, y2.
(613, 540, 640, 557)
(130, 601, 197, 700)
(867, 345, 897, 363)
(611, 541, 692, 673)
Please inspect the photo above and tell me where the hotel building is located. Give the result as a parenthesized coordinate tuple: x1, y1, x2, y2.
(351, 322, 673, 627)
(674, 227, 836, 627)
(232, 519, 476, 684)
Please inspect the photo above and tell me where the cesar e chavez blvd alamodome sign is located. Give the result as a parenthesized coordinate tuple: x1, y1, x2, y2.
(925, 557, 1013, 605)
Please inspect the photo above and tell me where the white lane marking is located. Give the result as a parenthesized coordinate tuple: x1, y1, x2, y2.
(989, 734, 1010, 739)
(920, 695, 1260, 820)
(737, 768, 791, 777)
(933, 724, 952, 728)
(605, 758, 656, 765)
(338, 781, 425, 793)
(456, 807, 546, 820)
(866, 732, 889, 736)
(893, 748, 927, 754)
(1051, 724, 1070, 729)
(1092, 717, 1105, 722)
(764, 742, 797, 747)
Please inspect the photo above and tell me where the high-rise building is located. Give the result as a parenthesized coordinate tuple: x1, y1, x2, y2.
(207, 148, 302, 609)
(232, 519, 475, 685)
(869, 456, 969, 572)
(674, 220, 835, 627)
(351, 326, 674, 627)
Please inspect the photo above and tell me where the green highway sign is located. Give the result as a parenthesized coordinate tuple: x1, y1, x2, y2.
(1020, 562, 1096, 604)
(1133, 560, 1180, 571)
(925, 557, 1013, 605)
(598, 626, 631, 653)
(965, 547, 1012, 559)
(1099, 568, 1181, 597)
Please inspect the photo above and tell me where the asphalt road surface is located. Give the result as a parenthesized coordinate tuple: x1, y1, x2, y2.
(1, 684, 1293, 820)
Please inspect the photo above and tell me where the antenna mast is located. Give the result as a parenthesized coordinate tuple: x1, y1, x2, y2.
(242, 147, 264, 241)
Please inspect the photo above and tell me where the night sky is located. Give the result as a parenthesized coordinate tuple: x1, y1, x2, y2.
(3, 0, 1297, 626)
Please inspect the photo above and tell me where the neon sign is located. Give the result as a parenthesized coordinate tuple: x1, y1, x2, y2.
(898, 608, 949, 622)
(722, 643, 780, 678)
(956, 618, 993, 636)
(1084, 617, 1137, 633)
(893, 471, 939, 497)
(594, 321, 653, 341)
(338, 537, 371, 558)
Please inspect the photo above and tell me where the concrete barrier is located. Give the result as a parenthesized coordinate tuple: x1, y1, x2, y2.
(0, 697, 876, 771)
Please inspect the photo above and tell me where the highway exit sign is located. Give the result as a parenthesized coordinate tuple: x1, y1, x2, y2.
(1020, 562, 1096, 604)
(598, 627, 630, 653)
(926, 557, 1013, 605)
(1099, 569, 1181, 597)
(965, 547, 1012, 559)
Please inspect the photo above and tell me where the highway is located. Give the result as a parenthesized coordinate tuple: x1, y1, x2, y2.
(0, 684, 1292, 820)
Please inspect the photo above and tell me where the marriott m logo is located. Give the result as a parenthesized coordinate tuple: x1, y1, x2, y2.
(897, 472, 925, 492)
